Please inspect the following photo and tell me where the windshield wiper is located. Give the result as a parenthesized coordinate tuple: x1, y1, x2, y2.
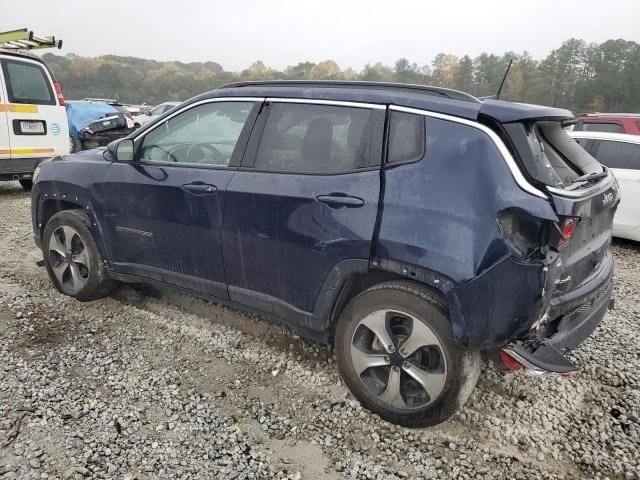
(573, 170, 608, 183)
(563, 170, 608, 191)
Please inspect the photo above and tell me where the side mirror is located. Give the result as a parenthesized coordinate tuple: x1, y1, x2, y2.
(115, 138, 135, 162)
(146, 110, 152, 116)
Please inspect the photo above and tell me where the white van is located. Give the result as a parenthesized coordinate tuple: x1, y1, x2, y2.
(0, 50, 70, 190)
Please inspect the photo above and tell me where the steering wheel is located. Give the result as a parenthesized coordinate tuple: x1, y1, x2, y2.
(185, 142, 225, 164)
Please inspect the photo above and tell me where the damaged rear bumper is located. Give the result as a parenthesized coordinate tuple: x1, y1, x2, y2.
(501, 251, 613, 374)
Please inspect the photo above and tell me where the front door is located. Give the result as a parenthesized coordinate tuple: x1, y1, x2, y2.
(101, 99, 260, 298)
(222, 100, 384, 322)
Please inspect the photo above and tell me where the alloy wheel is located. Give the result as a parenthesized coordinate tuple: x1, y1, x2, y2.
(48, 226, 90, 293)
(350, 309, 447, 409)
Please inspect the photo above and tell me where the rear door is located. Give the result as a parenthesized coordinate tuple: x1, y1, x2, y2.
(0, 55, 69, 163)
(221, 100, 384, 322)
(591, 139, 640, 236)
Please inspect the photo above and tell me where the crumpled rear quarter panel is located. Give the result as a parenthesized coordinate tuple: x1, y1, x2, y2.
(375, 116, 558, 349)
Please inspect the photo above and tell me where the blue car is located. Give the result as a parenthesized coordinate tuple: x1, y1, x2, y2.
(31, 81, 618, 426)
(66, 100, 134, 152)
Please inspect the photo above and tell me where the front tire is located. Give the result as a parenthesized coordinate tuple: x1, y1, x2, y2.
(335, 281, 480, 427)
(42, 210, 113, 301)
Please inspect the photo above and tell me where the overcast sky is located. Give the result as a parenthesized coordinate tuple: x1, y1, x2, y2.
(3, 0, 639, 71)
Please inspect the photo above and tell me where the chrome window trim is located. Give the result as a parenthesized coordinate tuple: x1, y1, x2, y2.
(265, 97, 386, 110)
(389, 105, 548, 199)
(134, 96, 265, 142)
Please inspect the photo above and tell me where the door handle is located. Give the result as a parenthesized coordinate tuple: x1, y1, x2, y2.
(182, 183, 217, 195)
(316, 194, 365, 208)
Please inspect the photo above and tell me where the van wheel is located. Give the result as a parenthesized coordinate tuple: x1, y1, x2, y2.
(335, 281, 480, 427)
(42, 210, 114, 301)
(19, 179, 33, 191)
(69, 136, 81, 153)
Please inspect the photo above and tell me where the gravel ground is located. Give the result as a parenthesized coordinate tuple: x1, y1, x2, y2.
(0, 180, 638, 480)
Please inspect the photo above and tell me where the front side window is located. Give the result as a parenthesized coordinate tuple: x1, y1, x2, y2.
(254, 103, 380, 173)
(593, 140, 640, 170)
(582, 121, 624, 133)
(139, 101, 254, 167)
(387, 111, 425, 164)
(1, 59, 55, 105)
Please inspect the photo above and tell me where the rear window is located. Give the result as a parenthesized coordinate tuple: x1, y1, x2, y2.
(581, 121, 624, 133)
(1, 58, 55, 105)
(504, 121, 602, 188)
(592, 140, 640, 170)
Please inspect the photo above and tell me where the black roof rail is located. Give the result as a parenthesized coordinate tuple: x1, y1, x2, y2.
(219, 80, 481, 103)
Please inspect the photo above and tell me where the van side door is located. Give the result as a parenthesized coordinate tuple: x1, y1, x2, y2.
(221, 100, 384, 330)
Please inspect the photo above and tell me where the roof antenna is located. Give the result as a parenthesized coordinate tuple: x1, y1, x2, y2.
(495, 59, 513, 100)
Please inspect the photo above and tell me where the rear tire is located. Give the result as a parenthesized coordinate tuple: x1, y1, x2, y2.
(19, 179, 33, 191)
(42, 210, 114, 301)
(335, 281, 480, 427)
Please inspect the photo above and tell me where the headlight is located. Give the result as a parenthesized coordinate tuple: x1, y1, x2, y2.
(33, 166, 42, 183)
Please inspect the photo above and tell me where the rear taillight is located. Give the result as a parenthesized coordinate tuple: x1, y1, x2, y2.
(496, 208, 549, 260)
(53, 82, 65, 106)
(499, 350, 523, 371)
(557, 218, 578, 248)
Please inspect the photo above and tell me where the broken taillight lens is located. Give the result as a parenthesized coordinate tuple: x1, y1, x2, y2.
(53, 82, 65, 106)
(496, 208, 549, 260)
(557, 218, 578, 248)
(499, 350, 523, 370)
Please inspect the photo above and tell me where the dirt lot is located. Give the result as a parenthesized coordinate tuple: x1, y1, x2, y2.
(0, 180, 638, 480)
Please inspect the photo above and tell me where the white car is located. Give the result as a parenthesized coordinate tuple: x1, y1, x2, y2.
(570, 131, 640, 241)
(0, 50, 70, 190)
(132, 101, 181, 128)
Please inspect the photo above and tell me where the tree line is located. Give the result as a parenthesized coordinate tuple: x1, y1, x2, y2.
(42, 38, 640, 113)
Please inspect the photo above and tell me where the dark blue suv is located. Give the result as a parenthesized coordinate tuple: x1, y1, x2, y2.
(31, 81, 619, 427)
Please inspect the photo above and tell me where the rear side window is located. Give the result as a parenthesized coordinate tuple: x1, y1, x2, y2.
(254, 103, 382, 173)
(1, 59, 55, 105)
(592, 140, 640, 170)
(581, 122, 624, 133)
(387, 111, 425, 164)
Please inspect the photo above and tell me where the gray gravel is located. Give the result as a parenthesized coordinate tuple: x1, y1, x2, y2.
(0, 180, 638, 480)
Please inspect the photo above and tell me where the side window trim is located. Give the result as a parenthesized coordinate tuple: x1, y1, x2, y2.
(131, 97, 264, 169)
(240, 98, 386, 175)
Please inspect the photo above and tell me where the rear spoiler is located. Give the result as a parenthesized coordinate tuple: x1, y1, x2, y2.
(479, 99, 574, 124)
